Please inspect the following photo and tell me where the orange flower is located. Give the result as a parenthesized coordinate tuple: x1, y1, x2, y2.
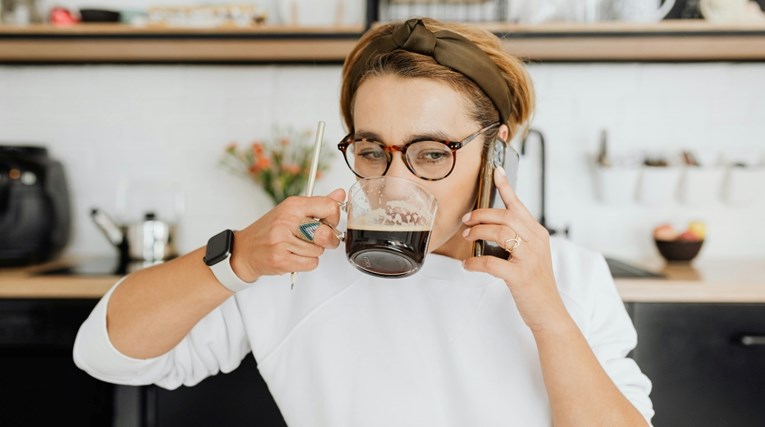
(256, 156, 271, 169)
(251, 142, 265, 156)
(283, 164, 301, 175)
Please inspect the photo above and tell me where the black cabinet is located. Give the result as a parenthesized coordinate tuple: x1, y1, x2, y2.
(147, 355, 286, 427)
(0, 299, 115, 427)
(7, 297, 765, 426)
(0, 298, 286, 427)
(632, 303, 765, 427)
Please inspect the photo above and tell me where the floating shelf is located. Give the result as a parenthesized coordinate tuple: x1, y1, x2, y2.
(1, 20, 765, 63)
(0, 24, 364, 63)
(488, 20, 765, 61)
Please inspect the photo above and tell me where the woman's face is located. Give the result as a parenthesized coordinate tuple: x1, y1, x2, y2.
(351, 74, 506, 259)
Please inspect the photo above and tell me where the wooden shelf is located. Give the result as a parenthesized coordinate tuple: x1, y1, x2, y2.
(0, 23, 364, 63)
(1, 20, 765, 63)
(489, 20, 765, 61)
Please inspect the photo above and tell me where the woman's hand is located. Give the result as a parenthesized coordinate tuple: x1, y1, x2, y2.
(229, 188, 346, 282)
(461, 168, 571, 334)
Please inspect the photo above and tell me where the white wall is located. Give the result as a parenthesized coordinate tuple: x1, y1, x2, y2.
(2, 62, 764, 261)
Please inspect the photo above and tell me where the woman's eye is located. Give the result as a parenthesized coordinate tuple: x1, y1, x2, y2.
(358, 149, 384, 160)
(417, 150, 449, 162)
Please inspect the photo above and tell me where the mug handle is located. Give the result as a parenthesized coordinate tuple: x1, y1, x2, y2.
(318, 200, 347, 242)
(319, 218, 346, 242)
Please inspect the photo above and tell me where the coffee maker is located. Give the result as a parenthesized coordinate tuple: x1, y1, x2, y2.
(0, 145, 71, 266)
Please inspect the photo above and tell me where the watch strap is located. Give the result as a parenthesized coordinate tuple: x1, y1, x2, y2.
(209, 254, 255, 293)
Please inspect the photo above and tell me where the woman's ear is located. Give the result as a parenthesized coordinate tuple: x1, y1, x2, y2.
(498, 124, 510, 142)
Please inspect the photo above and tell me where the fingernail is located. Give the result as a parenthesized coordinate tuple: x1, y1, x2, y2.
(496, 167, 506, 176)
(462, 228, 470, 238)
(462, 213, 471, 223)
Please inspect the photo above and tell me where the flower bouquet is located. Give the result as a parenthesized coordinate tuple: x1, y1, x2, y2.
(221, 127, 332, 205)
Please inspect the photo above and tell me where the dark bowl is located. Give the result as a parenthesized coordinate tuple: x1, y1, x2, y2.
(79, 9, 121, 23)
(654, 239, 704, 262)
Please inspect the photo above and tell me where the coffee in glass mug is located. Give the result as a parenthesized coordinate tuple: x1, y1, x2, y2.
(335, 176, 438, 278)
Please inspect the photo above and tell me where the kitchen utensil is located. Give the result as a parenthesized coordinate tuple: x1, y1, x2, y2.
(655, 238, 704, 262)
(91, 208, 177, 261)
(49, 7, 79, 25)
(597, 129, 610, 167)
(341, 176, 438, 278)
(291, 176, 439, 278)
(0, 145, 71, 266)
(699, 0, 749, 22)
(1, 0, 42, 24)
(78, 8, 121, 23)
(291, 121, 325, 289)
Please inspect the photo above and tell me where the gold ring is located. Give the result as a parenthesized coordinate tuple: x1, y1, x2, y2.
(503, 234, 522, 253)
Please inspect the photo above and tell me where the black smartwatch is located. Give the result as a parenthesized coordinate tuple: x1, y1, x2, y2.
(204, 229, 254, 293)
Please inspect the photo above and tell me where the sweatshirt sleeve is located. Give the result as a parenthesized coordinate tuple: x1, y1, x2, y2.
(73, 277, 251, 390)
(586, 254, 655, 425)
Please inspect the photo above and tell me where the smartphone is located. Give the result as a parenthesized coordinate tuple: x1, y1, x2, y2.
(471, 137, 520, 258)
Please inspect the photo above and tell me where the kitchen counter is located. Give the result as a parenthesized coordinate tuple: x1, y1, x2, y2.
(0, 258, 117, 299)
(1, 257, 764, 302)
(614, 258, 765, 303)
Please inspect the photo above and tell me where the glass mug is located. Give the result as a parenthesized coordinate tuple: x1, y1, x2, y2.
(324, 176, 438, 278)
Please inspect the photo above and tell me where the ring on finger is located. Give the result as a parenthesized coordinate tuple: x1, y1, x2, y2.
(297, 218, 321, 243)
(503, 233, 523, 253)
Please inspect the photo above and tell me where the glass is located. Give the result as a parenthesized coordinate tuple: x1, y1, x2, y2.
(338, 123, 500, 181)
(344, 176, 438, 278)
(322, 176, 438, 278)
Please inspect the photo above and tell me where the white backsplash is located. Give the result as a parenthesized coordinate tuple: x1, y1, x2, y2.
(2, 63, 764, 261)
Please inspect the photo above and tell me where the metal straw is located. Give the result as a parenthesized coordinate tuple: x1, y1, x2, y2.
(291, 121, 325, 290)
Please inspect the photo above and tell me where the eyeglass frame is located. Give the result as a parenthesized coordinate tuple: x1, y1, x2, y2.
(337, 122, 501, 181)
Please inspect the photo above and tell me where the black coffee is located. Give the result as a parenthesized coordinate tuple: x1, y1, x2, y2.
(345, 227, 431, 278)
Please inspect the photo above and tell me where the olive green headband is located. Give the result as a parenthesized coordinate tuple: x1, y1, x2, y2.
(347, 18, 512, 126)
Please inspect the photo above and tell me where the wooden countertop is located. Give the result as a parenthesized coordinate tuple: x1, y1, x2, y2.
(614, 258, 765, 303)
(1, 257, 764, 302)
(0, 258, 119, 299)
(2, 20, 765, 63)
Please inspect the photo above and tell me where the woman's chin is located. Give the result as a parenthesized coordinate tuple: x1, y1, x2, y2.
(428, 230, 471, 260)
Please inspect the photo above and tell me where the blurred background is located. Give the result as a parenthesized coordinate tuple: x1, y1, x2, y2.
(1, 1, 765, 426)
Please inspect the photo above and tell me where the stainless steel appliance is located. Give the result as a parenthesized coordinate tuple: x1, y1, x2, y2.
(91, 208, 177, 261)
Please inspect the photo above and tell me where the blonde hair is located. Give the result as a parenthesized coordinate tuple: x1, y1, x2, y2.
(341, 18, 535, 141)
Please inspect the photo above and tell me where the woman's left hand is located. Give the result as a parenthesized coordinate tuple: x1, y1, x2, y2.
(461, 167, 572, 334)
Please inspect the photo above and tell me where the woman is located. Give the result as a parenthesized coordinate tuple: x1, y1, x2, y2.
(74, 18, 653, 426)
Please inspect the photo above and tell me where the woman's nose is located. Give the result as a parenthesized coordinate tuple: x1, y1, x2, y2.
(381, 153, 421, 199)
(385, 152, 416, 181)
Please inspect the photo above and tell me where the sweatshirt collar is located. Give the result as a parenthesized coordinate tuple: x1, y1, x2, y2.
(419, 252, 494, 286)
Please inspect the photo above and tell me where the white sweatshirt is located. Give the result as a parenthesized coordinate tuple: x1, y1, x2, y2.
(74, 236, 653, 426)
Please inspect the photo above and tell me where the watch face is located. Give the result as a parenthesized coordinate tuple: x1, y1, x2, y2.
(204, 229, 233, 266)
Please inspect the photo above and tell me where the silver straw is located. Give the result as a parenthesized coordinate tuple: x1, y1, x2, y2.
(291, 121, 325, 289)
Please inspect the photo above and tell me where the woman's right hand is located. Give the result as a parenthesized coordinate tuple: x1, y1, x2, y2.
(229, 188, 346, 283)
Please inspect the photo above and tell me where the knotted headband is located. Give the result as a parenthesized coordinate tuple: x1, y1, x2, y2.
(347, 18, 512, 125)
